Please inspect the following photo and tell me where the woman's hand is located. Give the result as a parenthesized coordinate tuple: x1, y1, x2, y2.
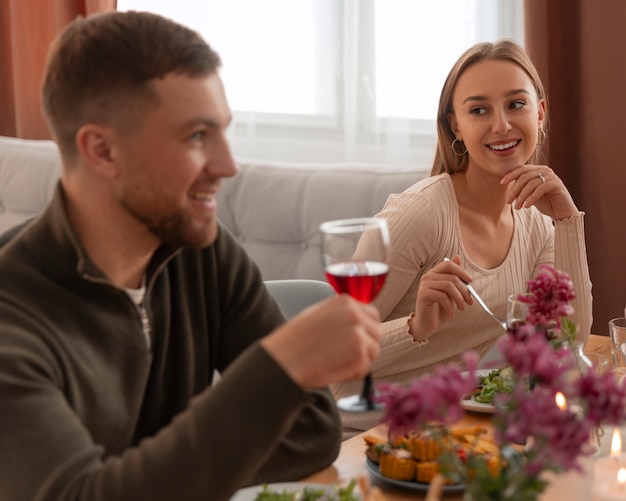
(409, 255, 473, 342)
(501, 164, 579, 220)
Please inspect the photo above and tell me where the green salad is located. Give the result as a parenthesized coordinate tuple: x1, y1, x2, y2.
(472, 366, 515, 404)
(253, 480, 359, 501)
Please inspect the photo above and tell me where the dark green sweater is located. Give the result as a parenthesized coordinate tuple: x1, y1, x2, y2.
(0, 185, 341, 501)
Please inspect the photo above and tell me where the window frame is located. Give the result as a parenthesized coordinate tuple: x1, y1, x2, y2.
(228, 0, 524, 163)
(117, 0, 525, 164)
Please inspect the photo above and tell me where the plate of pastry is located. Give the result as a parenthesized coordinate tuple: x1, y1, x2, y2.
(365, 458, 465, 494)
(363, 425, 502, 494)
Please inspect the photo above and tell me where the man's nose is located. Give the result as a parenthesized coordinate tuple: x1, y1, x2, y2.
(206, 135, 239, 178)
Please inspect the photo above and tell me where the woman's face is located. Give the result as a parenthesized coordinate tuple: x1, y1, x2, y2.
(448, 59, 545, 177)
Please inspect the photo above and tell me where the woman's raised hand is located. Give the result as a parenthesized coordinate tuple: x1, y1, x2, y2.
(501, 164, 579, 221)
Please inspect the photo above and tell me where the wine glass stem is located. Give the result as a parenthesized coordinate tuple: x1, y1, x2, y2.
(360, 373, 376, 410)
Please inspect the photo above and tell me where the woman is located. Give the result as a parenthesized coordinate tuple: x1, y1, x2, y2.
(333, 39, 592, 438)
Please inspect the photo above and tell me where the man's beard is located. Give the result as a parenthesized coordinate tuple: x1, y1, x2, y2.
(121, 193, 217, 249)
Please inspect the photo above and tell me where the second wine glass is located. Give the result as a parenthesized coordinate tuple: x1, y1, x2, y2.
(506, 293, 530, 336)
(320, 217, 391, 412)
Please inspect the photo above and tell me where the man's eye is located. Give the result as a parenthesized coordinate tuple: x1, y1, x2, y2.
(190, 131, 206, 141)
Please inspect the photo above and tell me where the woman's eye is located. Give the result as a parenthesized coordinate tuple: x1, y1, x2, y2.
(470, 107, 486, 115)
(510, 100, 526, 110)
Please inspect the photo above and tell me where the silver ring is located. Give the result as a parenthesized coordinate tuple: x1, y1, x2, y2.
(537, 172, 546, 184)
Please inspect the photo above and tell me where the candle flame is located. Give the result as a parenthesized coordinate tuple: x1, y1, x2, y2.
(618, 467, 626, 485)
(611, 428, 623, 457)
(555, 392, 566, 411)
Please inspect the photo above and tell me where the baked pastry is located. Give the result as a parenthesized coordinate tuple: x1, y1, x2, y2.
(379, 447, 415, 481)
(364, 425, 504, 486)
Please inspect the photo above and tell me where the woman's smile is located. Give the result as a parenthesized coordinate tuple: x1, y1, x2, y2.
(488, 139, 519, 151)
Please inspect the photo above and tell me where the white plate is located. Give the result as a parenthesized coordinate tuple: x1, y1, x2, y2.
(229, 482, 358, 501)
(460, 369, 500, 414)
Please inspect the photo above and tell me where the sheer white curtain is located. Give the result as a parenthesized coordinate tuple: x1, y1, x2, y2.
(118, 0, 524, 166)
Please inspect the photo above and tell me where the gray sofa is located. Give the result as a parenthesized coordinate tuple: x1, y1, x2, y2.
(0, 135, 428, 279)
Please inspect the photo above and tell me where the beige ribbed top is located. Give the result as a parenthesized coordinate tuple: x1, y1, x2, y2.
(333, 173, 592, 437)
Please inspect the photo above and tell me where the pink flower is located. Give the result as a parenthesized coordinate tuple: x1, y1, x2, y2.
(376, 353, 478, 436)
(520, 264, 575, 328)
(576, 371, 626, 425)
(375, 265, 625, 499)
(494, 386, 594, 473)
(498, 327, 574, 386)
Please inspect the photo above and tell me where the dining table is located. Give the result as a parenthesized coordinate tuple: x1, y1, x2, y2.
(301, 334, 613, 500)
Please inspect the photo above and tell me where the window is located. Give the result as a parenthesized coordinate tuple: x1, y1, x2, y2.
(117, 0, 524, 165)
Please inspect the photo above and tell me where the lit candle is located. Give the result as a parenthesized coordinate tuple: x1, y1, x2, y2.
(592, 429, 626, 500)
(611, 428, 622, 458)
(555, 391, 566, 410)
(555, 390, 585, 418)
(598, 427, 626, 456)
(544, 397, 596, 499)
(593, 467, 626, 500)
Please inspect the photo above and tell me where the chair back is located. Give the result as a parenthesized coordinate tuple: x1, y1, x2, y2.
(265, 279, 335, 319)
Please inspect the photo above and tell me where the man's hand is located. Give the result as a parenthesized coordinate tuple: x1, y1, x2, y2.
(262, 295, 381, 388)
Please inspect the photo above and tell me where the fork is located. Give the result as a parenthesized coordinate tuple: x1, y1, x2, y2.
(443, 258, 507, 330)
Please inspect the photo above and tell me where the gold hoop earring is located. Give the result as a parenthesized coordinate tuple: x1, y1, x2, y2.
(538, 126, 547, 145)
(451, 138, 467, 156)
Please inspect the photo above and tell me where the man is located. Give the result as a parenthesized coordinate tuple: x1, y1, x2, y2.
(0, 11, 381, 501)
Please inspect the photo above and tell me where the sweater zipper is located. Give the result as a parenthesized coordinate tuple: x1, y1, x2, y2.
(81, 272, 153, 351)
(138, 303, 152, 351)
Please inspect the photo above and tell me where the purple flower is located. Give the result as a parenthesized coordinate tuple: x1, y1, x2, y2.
(494, 386, 594, 473)
(375, 265, 626, 499)
(376, 353, 478, 436)
(498, 327, 574, 386)
(520, 264, 575, 327)
(576, 371, 626, 425)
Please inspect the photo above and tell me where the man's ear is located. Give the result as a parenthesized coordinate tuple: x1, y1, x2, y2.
(75, 125, 119, 179)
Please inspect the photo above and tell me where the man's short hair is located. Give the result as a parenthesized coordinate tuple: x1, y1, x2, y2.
(42, 11, 222, 158)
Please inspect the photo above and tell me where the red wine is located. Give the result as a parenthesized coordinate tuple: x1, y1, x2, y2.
(325, 261, 389, 303)
(507, 319, 525, 338)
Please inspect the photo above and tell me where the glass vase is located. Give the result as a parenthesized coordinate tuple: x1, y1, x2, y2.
(567, 340, 593, 375)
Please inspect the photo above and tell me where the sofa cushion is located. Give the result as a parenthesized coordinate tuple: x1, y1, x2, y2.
(216, 159, 427, 280)
(0, 137, 429, 281)
(0, 136, 61, 235)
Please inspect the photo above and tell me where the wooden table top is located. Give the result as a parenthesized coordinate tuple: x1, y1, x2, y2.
(302, 334, 611, 500)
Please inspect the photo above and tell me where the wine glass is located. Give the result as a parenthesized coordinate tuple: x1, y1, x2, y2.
(319, 217, 391, 412)
(506, 293, 529, 336)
